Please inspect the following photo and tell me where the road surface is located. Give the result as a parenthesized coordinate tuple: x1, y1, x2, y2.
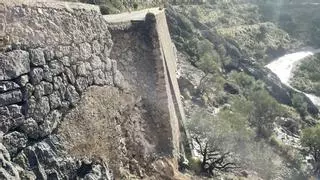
(266, 48, 320, 106)
(103, 8, 162, 23)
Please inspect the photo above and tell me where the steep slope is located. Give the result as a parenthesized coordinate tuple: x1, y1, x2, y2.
(257, 0, 320, 47)
(165, 2, 318, 179)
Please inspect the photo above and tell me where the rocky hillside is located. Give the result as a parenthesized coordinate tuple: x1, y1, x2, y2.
(165, 1, 319, 179)
(256, 0, 320, 47)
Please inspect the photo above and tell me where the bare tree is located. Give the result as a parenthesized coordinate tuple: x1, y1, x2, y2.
(187, 111, 238, 176)
(193, 135, 237, 176)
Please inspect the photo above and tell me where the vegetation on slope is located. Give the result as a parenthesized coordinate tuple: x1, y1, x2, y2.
(291, 55, 320, 97)
(301, 125, 320, 176)
(257, 0, 320, 47)
(169, 2, 296, 66)
(166, 1, 320, 179)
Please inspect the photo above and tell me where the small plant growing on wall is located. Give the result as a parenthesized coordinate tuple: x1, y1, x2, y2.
(133, 3, 138, 10)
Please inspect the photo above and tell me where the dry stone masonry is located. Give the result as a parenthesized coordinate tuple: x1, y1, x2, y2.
(0, 1, 186, 179)
(0, 1, 118, 179)
(0, 3, 119, 140)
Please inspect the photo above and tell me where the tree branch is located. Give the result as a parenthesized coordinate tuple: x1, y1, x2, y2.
(194, 137, 203, 155)
(216, 162, 239, 171)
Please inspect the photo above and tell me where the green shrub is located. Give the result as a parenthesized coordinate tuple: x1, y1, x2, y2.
(196, 53, 219, 75)
(100, 5, 110, 15)
(229, 71, 264, 96)
(109, 0, 123, 10)
(292, 93, 308, 118)
(249, 90, 283, 138)
(291, 55, 320, 97)
(178, 14, 195, 33)
(190, 7, 199, 18)
(258, 124, 274, 139)
(133, 3, 138, 10)
(269, 135, 281, 148)
(217, 43, 227, 57)
(230, 71, 254, 87)
(188, 157, 202, 174)
(301, 125, 320, 175)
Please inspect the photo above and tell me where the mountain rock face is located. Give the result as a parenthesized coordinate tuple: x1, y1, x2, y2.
(0, 1, 186, 179)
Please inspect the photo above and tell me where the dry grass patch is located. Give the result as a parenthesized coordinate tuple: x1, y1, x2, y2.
(58, 86, 136, 174)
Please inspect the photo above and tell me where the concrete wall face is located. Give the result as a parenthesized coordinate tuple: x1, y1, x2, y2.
(109, 19, 179, 156)
(0, 2, 185, 179)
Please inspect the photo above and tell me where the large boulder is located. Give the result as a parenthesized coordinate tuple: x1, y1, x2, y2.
(13, 135, 113, 180)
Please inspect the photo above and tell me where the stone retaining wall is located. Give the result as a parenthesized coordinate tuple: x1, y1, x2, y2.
(0, 1, 186, 179)
(0, 0, 118, 147)
(0, 1, 118, 179)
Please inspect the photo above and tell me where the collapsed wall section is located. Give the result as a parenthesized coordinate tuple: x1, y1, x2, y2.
(109, 20, 179, 156)
(107, 9, 188, 158)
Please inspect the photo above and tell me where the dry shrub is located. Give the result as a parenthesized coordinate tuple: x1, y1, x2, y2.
(58, 86, 136, 174)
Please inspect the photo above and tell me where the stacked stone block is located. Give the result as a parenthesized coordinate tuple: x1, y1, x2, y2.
(0, 3, 119, 179)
